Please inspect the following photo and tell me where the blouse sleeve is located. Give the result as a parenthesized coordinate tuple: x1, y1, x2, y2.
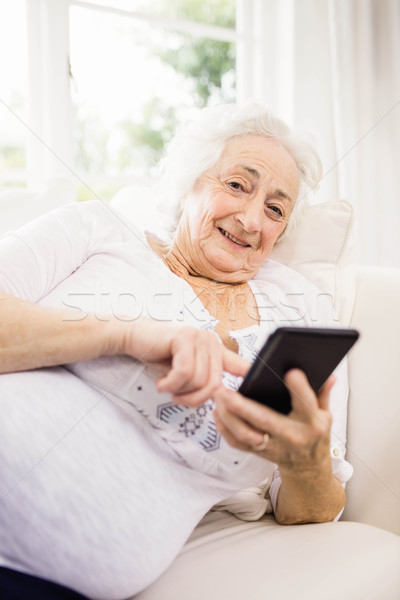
(0, 201, 124, 302)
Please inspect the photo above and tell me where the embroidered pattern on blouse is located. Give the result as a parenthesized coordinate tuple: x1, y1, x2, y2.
(239, 332, 259, 361)
(156, 400, 220, 452)
(153, 316, 222, 453)
(145, 310, 268, 456)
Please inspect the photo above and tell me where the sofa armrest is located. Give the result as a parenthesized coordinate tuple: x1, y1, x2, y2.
(343, 266, 400, 534)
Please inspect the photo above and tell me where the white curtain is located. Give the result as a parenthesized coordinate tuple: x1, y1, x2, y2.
(237, 0, 400, 267)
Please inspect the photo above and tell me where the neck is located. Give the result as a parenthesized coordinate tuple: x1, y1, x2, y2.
(145, 232, 196, 279)
(163, 244, 205, 282)
(146, 232, 249, 286)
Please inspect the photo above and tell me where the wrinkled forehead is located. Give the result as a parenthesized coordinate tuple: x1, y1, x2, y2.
(215, 134, 300, 202)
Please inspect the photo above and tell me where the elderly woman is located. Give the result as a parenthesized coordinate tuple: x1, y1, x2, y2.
(0, 102, 352, 600)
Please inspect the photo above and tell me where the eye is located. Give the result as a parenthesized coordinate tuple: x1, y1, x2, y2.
(270, 205, 283, 216)
(227, 181, 243, 191)
(265, 204, 285, 221)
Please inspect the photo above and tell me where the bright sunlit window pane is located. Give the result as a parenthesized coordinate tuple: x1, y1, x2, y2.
(73, 0, 236, 28)
(69, 3, 235, 199)
(0, 0, 28, 186)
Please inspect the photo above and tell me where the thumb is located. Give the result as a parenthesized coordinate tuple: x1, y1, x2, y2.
(318, 374, 336, 411)
(222, 347, 251, 378)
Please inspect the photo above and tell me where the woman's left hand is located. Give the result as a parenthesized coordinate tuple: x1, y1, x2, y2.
(212, 368, 335, 473)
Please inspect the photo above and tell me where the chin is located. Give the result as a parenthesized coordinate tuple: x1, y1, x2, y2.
(204, 248, 261, 283)
(204, 253, 255, 283)
(215, 272, 250, 284)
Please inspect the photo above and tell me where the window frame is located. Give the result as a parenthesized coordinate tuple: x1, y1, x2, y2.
(19, 0, 240, 190)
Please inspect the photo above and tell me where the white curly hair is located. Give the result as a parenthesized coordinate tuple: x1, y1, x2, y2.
(156, 100, 322, 241)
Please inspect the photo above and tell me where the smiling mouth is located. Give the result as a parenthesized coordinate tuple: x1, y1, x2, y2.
(218, 227, 251, 247)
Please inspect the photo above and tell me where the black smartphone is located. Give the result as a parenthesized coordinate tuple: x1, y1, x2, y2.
(239, 327, 359, 414)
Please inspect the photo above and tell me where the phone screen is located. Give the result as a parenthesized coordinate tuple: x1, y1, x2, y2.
(238, 327, 359, 414)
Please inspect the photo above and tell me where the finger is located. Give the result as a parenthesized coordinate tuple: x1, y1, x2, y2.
(222, 348, 251, 377)
(318, 374, 336, 411)
(213, 409, 258, 451)
(213, 405, 267, 451)
(284, 370, 333, 437)
(172, 344, 224, 406)
(176, 347, 249, 405)
(185, 343, 209, 390)
(213, 385, 282, 438)
(160, 333, 223, 401)
(214, 410, 242, 448)
(156, 342, 196, 393)
(171, 370, 218, 406)
(284, 369, 319, 420)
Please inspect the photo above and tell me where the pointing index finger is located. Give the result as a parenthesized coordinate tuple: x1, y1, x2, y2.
(222, 347, 251, 378)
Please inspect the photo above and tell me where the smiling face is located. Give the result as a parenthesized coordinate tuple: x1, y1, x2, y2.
(172, 134, 300, 283)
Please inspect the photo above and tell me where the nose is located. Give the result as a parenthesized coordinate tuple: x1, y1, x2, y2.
(234, 196, 264, 234)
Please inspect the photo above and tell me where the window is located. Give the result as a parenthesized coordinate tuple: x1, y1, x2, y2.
(0, 0, 237, 201)
(0, 0, 28, 186)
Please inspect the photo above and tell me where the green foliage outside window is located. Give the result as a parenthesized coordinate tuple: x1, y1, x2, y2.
(75, 0, 236, 178)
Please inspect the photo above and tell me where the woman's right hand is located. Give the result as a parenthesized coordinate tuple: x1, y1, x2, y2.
(118, 318, 250, 407)
(0, 295, 248, 399)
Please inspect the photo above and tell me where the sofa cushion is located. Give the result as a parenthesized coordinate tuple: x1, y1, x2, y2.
(270, 199, 356, 324)
(0, 178, 75, 236)
(135, 510, 400, 600)
(344, 265, 400, 535)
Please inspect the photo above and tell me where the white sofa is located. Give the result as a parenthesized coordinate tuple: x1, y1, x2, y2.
(134, 264, 400, 600)
(1, 183, 399, 599)
(110, 189, 400, 600)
